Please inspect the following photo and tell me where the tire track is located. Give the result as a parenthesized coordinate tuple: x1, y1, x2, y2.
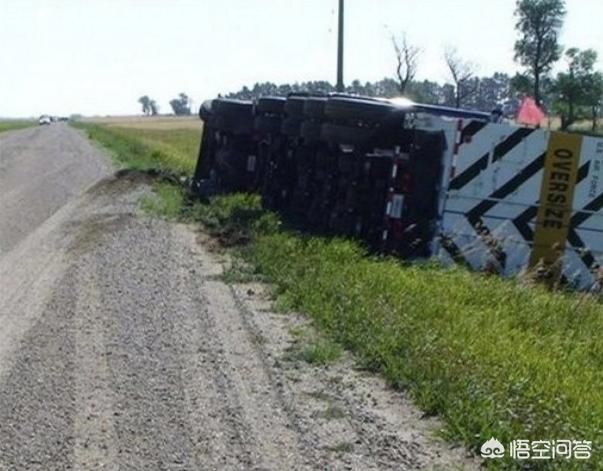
(0, 121, 478, 469)
(73, 264, 120, 470)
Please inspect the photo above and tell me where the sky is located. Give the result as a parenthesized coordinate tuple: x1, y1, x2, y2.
(1, 0, 602, 118)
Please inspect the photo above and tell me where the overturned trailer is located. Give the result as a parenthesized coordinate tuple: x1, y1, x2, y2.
(192, 95, 603, 290)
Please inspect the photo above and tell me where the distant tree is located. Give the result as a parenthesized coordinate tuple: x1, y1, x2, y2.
(484, 73, 511, 107)
(347, 79, 368, 96)
(408, 80, 442, 105)
(239, 82, 280, 97)
(305, 81, 335, 94)
(149, 99, 159, 116)
(277, 83, 293, 96)
(445, 48, 478, 108)
(553, 48, 600, 130)
(441, 83, 457, 107)
(372, 78, 400, 98)
(169, 93, 192, 115)
(510, 72, 534, 97)
(514, 0, 566, 106)
(463, 73, 513, 112)
(138, 95, 151, 115)
(392, 33, 420, 95)
(346, 80, 378, 97)
(583, 71, 603, 131)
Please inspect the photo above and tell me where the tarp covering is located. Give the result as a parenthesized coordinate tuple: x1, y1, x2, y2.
(516, 97, 546, 126)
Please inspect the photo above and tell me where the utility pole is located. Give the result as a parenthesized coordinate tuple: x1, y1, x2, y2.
(336, 0, 345, 92)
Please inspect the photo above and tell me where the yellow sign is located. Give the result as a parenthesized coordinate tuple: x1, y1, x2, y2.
(529, 131, 582, 282)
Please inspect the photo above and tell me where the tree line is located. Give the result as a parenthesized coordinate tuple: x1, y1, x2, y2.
(225, 0, 603, 131)
(136, 1, 602, 131)
(224, 75, 519, 117)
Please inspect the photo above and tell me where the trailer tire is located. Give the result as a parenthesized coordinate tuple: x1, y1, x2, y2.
(284, 96, 307, 118)
(304, 98, 327, 119)
(254, 115, 282, 135)
(256, 97, 286, 115)
(300, 121, 322, 142)
(281, 118, 302, 137)
(214, 99, 254, 118)
(198, 99, 214, 121)
(214, 115, 254, 135)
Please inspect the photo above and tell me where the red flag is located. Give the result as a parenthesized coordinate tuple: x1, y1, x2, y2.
(516, 97, 546, 127)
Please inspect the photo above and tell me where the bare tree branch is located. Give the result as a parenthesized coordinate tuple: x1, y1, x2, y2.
(445, 47, 478, 108)
(392, 33, 420, 95)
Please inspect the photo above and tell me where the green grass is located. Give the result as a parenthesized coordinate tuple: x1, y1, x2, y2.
(221, 257, 263, 283)
(0, 121, 35, 133)
(299, 339, 344, 365)
(73, 122, 200, 174)
(82, 122, 603, 470)
(188, 194, 603, 470)
(139, 182, 184, 219)
(285, 337, 344, 366)
(114, 127, 201, 173)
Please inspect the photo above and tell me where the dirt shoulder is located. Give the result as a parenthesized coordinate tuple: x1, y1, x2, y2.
(0, 125, 477, 469)
(0, 162, 477, 469)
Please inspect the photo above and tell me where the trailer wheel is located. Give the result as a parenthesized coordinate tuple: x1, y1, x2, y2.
(284, 96, 307, 118)
(214, 115, 254, 135)
(300, 121, 322, 142)
(281, 118, 302, 137)
(256, 97, 287, 115)
(198, 99, 215, 121)
(303, 98, 327, 119)
(214, 99, 254, 117)
(254, 115, 282, 135)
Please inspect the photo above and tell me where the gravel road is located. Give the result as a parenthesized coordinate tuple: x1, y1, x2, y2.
(0, 124, 111, 255)
(0, 124, 477, 470)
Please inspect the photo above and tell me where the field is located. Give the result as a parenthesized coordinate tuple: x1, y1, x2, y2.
(77, 118, 603, 469)
(0, 120, 35, 133)
(545, 116, 603, 135)
(84, 115, 201, 130)
(77, 116, 202, 174)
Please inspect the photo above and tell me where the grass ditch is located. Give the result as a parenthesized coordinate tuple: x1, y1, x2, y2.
(82, 122, 603, 470)
(189, 192, 603, 466)
(73, 122, 200, 174)
(285, 326, 344, 366)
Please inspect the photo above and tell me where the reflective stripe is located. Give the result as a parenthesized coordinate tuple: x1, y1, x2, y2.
(529, 132, 583, 280)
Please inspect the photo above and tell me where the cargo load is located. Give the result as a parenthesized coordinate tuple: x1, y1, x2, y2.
(192, 95, 603, 290)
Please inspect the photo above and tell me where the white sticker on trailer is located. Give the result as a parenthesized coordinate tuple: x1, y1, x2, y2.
(390, 194, 404, 219)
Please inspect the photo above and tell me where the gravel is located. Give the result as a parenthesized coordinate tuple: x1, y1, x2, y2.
(0, 124, 478, 470)
(0, 124, 111, 255)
